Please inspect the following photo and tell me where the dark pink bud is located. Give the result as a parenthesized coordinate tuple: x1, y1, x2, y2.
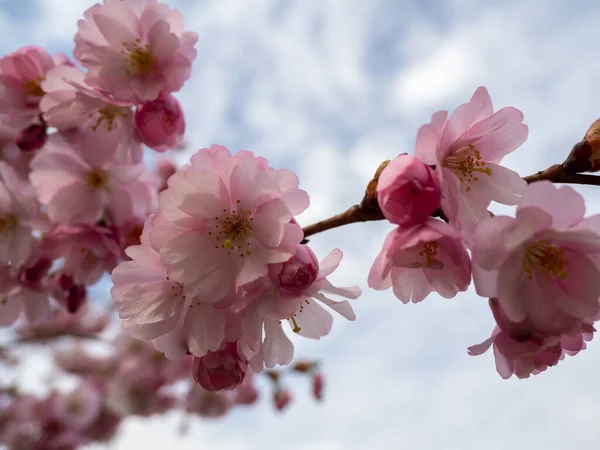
(377, 154, 441, 227)
(20, 256, 52, 287)
(66, 285, 86, 314)
(54, 272, 74, 291)
(312, 372, 324, 401)
(135, 94, 185, 152)
(15, 122, 47, 152)
(156, 158, 177, 192)
(278, 244, 319, 292)
(273, 389, 292, 411)
(192, 344, 247, 392)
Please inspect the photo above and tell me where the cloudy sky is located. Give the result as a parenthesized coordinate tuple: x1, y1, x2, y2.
(3, 0, 600, 449)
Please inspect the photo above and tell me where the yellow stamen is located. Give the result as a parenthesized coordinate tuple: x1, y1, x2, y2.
(122, 39, 158, 75)
(22, 77, 45, 97)
(87, 169, 109, 189)
(524, 240, 568, 280)
(444, 144, 492, 192)
(418, 241, 444, 269)
(290, 315, 302, 333)
(90, 105, 130, 132)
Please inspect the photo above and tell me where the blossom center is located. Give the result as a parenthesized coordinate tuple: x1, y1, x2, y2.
(210, 201, 253, 257)
(90, 104, 130, 132)
(87, 169, 109, 190)
(524, 240, 568, 280)
(443, 144, 492, 192)
(22, 77, 45, 97)
(418, 241, 444, 269)
(122, 39, 158, 76)
(0, 215, 18, 232)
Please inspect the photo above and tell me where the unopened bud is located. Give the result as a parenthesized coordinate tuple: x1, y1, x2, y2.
(312, 372, 324, 401)
(66, 285, 87, 314)
(16, 122, 47, 152)
(564, 118, 600, 173)
(277, 245, 319, 293)
(135, 94, 185, 152)
(273, 389, 292, 411)
(192, 344, 247, 392)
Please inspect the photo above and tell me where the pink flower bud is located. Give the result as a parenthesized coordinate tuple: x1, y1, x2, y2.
(312, 372, 324, 401)
(15, 122, 47, 152)
(377, 154, 441, 227)
(277, 244, 319, 292)
(156, 158, 177, 192)
(273, 389, 292, 411)
(134, 94, 185, 152)
(192, 344, 248, 392)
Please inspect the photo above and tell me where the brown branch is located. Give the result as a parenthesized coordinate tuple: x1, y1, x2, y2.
(301, 160, 600, 239)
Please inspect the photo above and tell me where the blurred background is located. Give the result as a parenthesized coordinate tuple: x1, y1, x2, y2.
(2, 0, 600, 448)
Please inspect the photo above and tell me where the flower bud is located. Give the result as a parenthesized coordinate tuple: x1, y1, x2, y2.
(156, 158, 177, 192)
(377, 154, 441, 227)
(15, 122, 47, 152)
(67, 285, 87, 314)
(273, 389, 292, 411)
(192, 344, 247, 392)
(134, 94, 185, 152)
(312, 372, 324, 401)
(277, 244, 319, 292)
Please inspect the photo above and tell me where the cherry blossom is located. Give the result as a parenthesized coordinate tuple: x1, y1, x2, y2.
(415, 87, 529, 239)
(368, 218, 471, 304)
(74, 0, 198, 103)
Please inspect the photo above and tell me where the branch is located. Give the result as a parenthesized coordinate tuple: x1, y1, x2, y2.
(302, 161, 600, 239)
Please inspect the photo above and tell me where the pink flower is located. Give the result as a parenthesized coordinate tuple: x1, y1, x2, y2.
(42, 224, 121, 285)
(415, 87, 528, 238)
(30, 133, 157, 225)
(53, 383, 102, 430)
(0, 250, 52, 326)
(0, 46, 55, 117)
(40, 65, 140, 163)
(74, 0, 198, 103)
(111, 220, 187, 341)
(135, 94, 185, 151)
(150, 145, 308, 306)
(192, 343, 248, 392)
(472, 181, 600, 336)
(239, 248, 360, 370)
(0, 162, 47, 267)
(377, 154, 441, 227)
(468, 323, 595, 379)
(368, 218, 471, 303)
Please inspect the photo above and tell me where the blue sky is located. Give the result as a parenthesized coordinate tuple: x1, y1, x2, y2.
(3, 0, 600, 449)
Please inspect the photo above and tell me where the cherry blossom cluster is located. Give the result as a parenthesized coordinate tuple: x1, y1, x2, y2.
(368, 87, 600, 378)
(111, 144, 361, 390)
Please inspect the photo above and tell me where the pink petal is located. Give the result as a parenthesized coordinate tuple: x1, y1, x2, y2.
(317, 248, 343, 279)
(519, 181, 585, 229)
(262, 320, 294, 368)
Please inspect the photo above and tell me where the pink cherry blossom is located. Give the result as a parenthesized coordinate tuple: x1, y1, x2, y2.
(150, 145, 308, 306)
(192, 343, 248, 392)
(40, 65, 140, 163)
(0, 162, 47, 267)
(0, 46, 56, 118)
(468, 323, 595, 379)
(53, 383, 102, 430)
(135, 94, 185, 151)
(414, 87, 528, 238)
(472, 181, 600, 336)
(239, 247, 360, 370)
(74, 0, 198, 103)
(377, 154, 441, 227)
(30, 133, 157, 225)
(43, 224, 121, 285)
(368, 218, 471, 304)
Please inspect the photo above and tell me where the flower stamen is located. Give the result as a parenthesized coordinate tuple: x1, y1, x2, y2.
(444, 144, 492, 192)
(524, 240, 568, 280)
